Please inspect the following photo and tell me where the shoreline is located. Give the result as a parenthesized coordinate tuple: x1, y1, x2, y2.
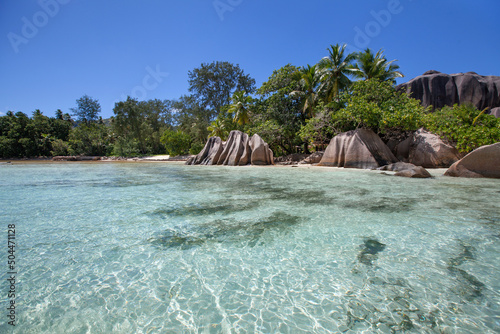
(0, 158, 449, 177)
(0, 155, 191, 164)
(0, 159, 187, 165)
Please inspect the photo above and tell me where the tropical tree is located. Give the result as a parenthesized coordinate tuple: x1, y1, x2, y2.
(70, 95, 101, 124)
(112, 97, 173, 155)
(68, 122, 111, 156)
(188, 61, 256, 120)
(352, 48, 404, 83)
(160, 129, 191, 156)
(207, 117, 229, 140)
(227, 91, 253, 126)
(317, 43, 357, 102)
(251, 64, 304, 155)
(173, 95, 211, 145)
(291, 65, 321, 118)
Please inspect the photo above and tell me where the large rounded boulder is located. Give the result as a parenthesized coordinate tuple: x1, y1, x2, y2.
(248, 134, 274, 165)
(318, 129, 397, 169)
(444, 143, 500, 178)
(397, 71, 500, 112)
(395, 128, 462, 168)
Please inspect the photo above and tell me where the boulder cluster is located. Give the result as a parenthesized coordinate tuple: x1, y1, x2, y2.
(187, 130, 274, 166)
(315, 128, 499, 178)
(189, 128, 500, 179)
(188, 70, 500, 178)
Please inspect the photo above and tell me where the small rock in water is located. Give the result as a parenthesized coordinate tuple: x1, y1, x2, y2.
(358, 239, 386, 266)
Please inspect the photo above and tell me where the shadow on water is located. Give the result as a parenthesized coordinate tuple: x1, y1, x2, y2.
(447, 242, 485, 301)
(149, 201, 261, 218)
(357, 238, 386, 266)
(342, 197, 415, 213)
(149, 211, 301, 250)
(211, 178, 335, 206)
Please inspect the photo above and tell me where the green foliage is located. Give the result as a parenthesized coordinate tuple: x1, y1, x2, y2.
(298, 103, 336, 147)
(112, 137, 140, 157)
(188, 61, 256, 119)
(50, 139, 70, 156)
(425, 104, 500, 153)
(189, 141, 205, 155)
(331, 79, 426, 138)
(0, 110, 73, 158)
(352, 49, 403, 83)
(71, 95, 101, 124)
(317, 43, 357, 101)
(252, 64, 304, 155)
(0, 136, 15, 158)
(227, 91, 253, 126)
(173, 95, 211, 144)
(291, 65, 320, 117)
(112, 97, 172, 155)
(161, 129, 191, 156)
(68, 123, 112, 156)
(246, 118, 289, 156)
(8, 43, 498, 161)
(207, 116, 231, 140)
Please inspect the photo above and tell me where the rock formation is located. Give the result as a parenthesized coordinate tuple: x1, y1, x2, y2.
(217, 131, 250, 166)
(299, 151, 324, 164)
(275, 153, 309, 165)
(393, 128, 461, 168)
(248, 134, 274, 165)
(378, 162, 432, 178)
(188, 136, 224, 165)
(317, 129, 398, 169)
(490, 107, 500, 118)
(187, 131, 274, 166)
(444, 143, 500, 178)
(397, 71, 500, 116)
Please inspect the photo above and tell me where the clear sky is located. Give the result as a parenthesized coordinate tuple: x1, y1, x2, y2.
(1, 0, 499, 119)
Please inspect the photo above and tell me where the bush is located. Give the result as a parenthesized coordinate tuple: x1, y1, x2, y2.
(0, 136, 16, 158)
(161, 129, 191, 156)
(189, 141, 205, 155)
(331, 79, 426, 139)
(50, 139, 69, 156)
(298, 106, 335, 147)
(425, 104, 500, 153)
(112, 137, 141, 157)
(68, 123, 112, 156)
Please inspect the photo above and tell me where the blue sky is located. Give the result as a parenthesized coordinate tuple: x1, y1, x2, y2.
(1, 0, 499, 119)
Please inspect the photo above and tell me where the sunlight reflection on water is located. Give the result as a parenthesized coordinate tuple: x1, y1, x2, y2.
(0, 163, 499, 333)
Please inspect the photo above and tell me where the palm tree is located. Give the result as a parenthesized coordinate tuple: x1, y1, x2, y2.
(227, 91, 252, 126)
(317, 43, 357, 102)
(207, 117, 229, 140)
(352, 48, 404, 83)
(291, 64, 321, 118)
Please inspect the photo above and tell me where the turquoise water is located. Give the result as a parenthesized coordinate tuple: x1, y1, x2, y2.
(0, 162, 499, 333)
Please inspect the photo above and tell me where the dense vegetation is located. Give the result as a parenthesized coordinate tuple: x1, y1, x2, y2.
(1, 45, 499, 159)
(425, 104, 500, 153)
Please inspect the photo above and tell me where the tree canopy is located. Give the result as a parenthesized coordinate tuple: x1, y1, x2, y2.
(2, 45, 497, 159)
(70, 95, 101, 124)
(352, 48, 404, 83)
(188, 61, 256, 121)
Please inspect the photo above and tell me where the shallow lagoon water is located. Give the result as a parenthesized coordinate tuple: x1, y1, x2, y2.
(0, 162, 499, 333)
